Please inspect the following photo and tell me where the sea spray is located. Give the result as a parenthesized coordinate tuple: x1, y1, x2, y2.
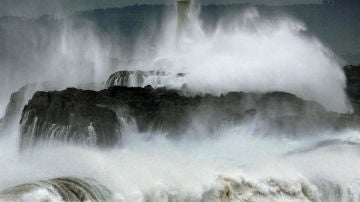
(143, 6, 349, 113)
(1, 123, 360, 201)
(0, 2, 358, 202)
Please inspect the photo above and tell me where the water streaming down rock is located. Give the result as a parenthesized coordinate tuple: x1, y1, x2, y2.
(106, 70, 186, 89)
(18, 85, 360, 150)
(8, 66, 360, 150)
(0, 83, 60, 135)
(19, 89, 121, 149)
(0, 81, 101, 136)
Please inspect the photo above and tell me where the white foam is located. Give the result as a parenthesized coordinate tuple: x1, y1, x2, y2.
(142, 7, 349, 113)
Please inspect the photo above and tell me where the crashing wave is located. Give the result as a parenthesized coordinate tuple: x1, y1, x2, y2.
(0, 177, 112, 202)
(2, 175, 359, 202)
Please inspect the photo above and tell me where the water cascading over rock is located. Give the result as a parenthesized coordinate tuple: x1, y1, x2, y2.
(20, 89, 120, 149)
(105, 70, 186, 89)
(19, 85, 360, 149)
(0, 81, 101, 135)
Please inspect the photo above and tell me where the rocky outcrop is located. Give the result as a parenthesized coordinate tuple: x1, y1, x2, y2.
(4, 64, 360, 149)
(20, 85, 360, 149)
(0, 82, 100, 134)
(344, 65, 360, 113)
(106, 67, 360, 114)
(20, 89, 120, 149)
(0, 83, 56, 134)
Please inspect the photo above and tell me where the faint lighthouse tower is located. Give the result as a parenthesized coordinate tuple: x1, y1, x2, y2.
(177, 0, 191, 35)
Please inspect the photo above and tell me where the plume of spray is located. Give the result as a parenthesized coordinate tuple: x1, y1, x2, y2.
(48, 19, 114, 87)
(0, 15, 117, 117)
(176, 0, 192, 37)
(142, 3, 350, 113)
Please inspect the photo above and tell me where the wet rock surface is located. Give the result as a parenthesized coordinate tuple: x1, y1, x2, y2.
(0, 83, 59, 134)
(20, 84, 360, 148)
(20, 88, 120, 149)
(0, 81, 100, 134)
(344, 65, 360, 113)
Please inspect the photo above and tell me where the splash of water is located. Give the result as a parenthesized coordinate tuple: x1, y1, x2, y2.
(138, 7, 349, 113)
(1, 122, 360, 201)
(0, 3, 358, 202)
(0, 17, 114, 117)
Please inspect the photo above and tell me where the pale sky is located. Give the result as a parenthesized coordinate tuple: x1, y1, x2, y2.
(0, 0, 323, 17)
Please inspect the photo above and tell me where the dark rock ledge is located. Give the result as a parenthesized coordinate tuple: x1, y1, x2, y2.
(344, 65, 360, 113)
(19, 85, 360, 149)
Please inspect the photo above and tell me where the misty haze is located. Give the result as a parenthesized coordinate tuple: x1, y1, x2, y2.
(0, 0, 360, 201)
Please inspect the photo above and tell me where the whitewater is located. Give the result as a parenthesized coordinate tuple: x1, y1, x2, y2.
(0, 1, 359, 202)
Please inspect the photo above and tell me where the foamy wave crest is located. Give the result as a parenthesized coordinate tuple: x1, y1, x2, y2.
(1, 124, 359, 201)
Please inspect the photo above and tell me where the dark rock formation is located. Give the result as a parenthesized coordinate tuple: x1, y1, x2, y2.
(20, 85, 360, 149)
(20, 88, 120, 149)
(0, 177, 112, 201)
(0, 82, 100, 134)
(344, 65, 360, 113)
(0, 84, 55, 134)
